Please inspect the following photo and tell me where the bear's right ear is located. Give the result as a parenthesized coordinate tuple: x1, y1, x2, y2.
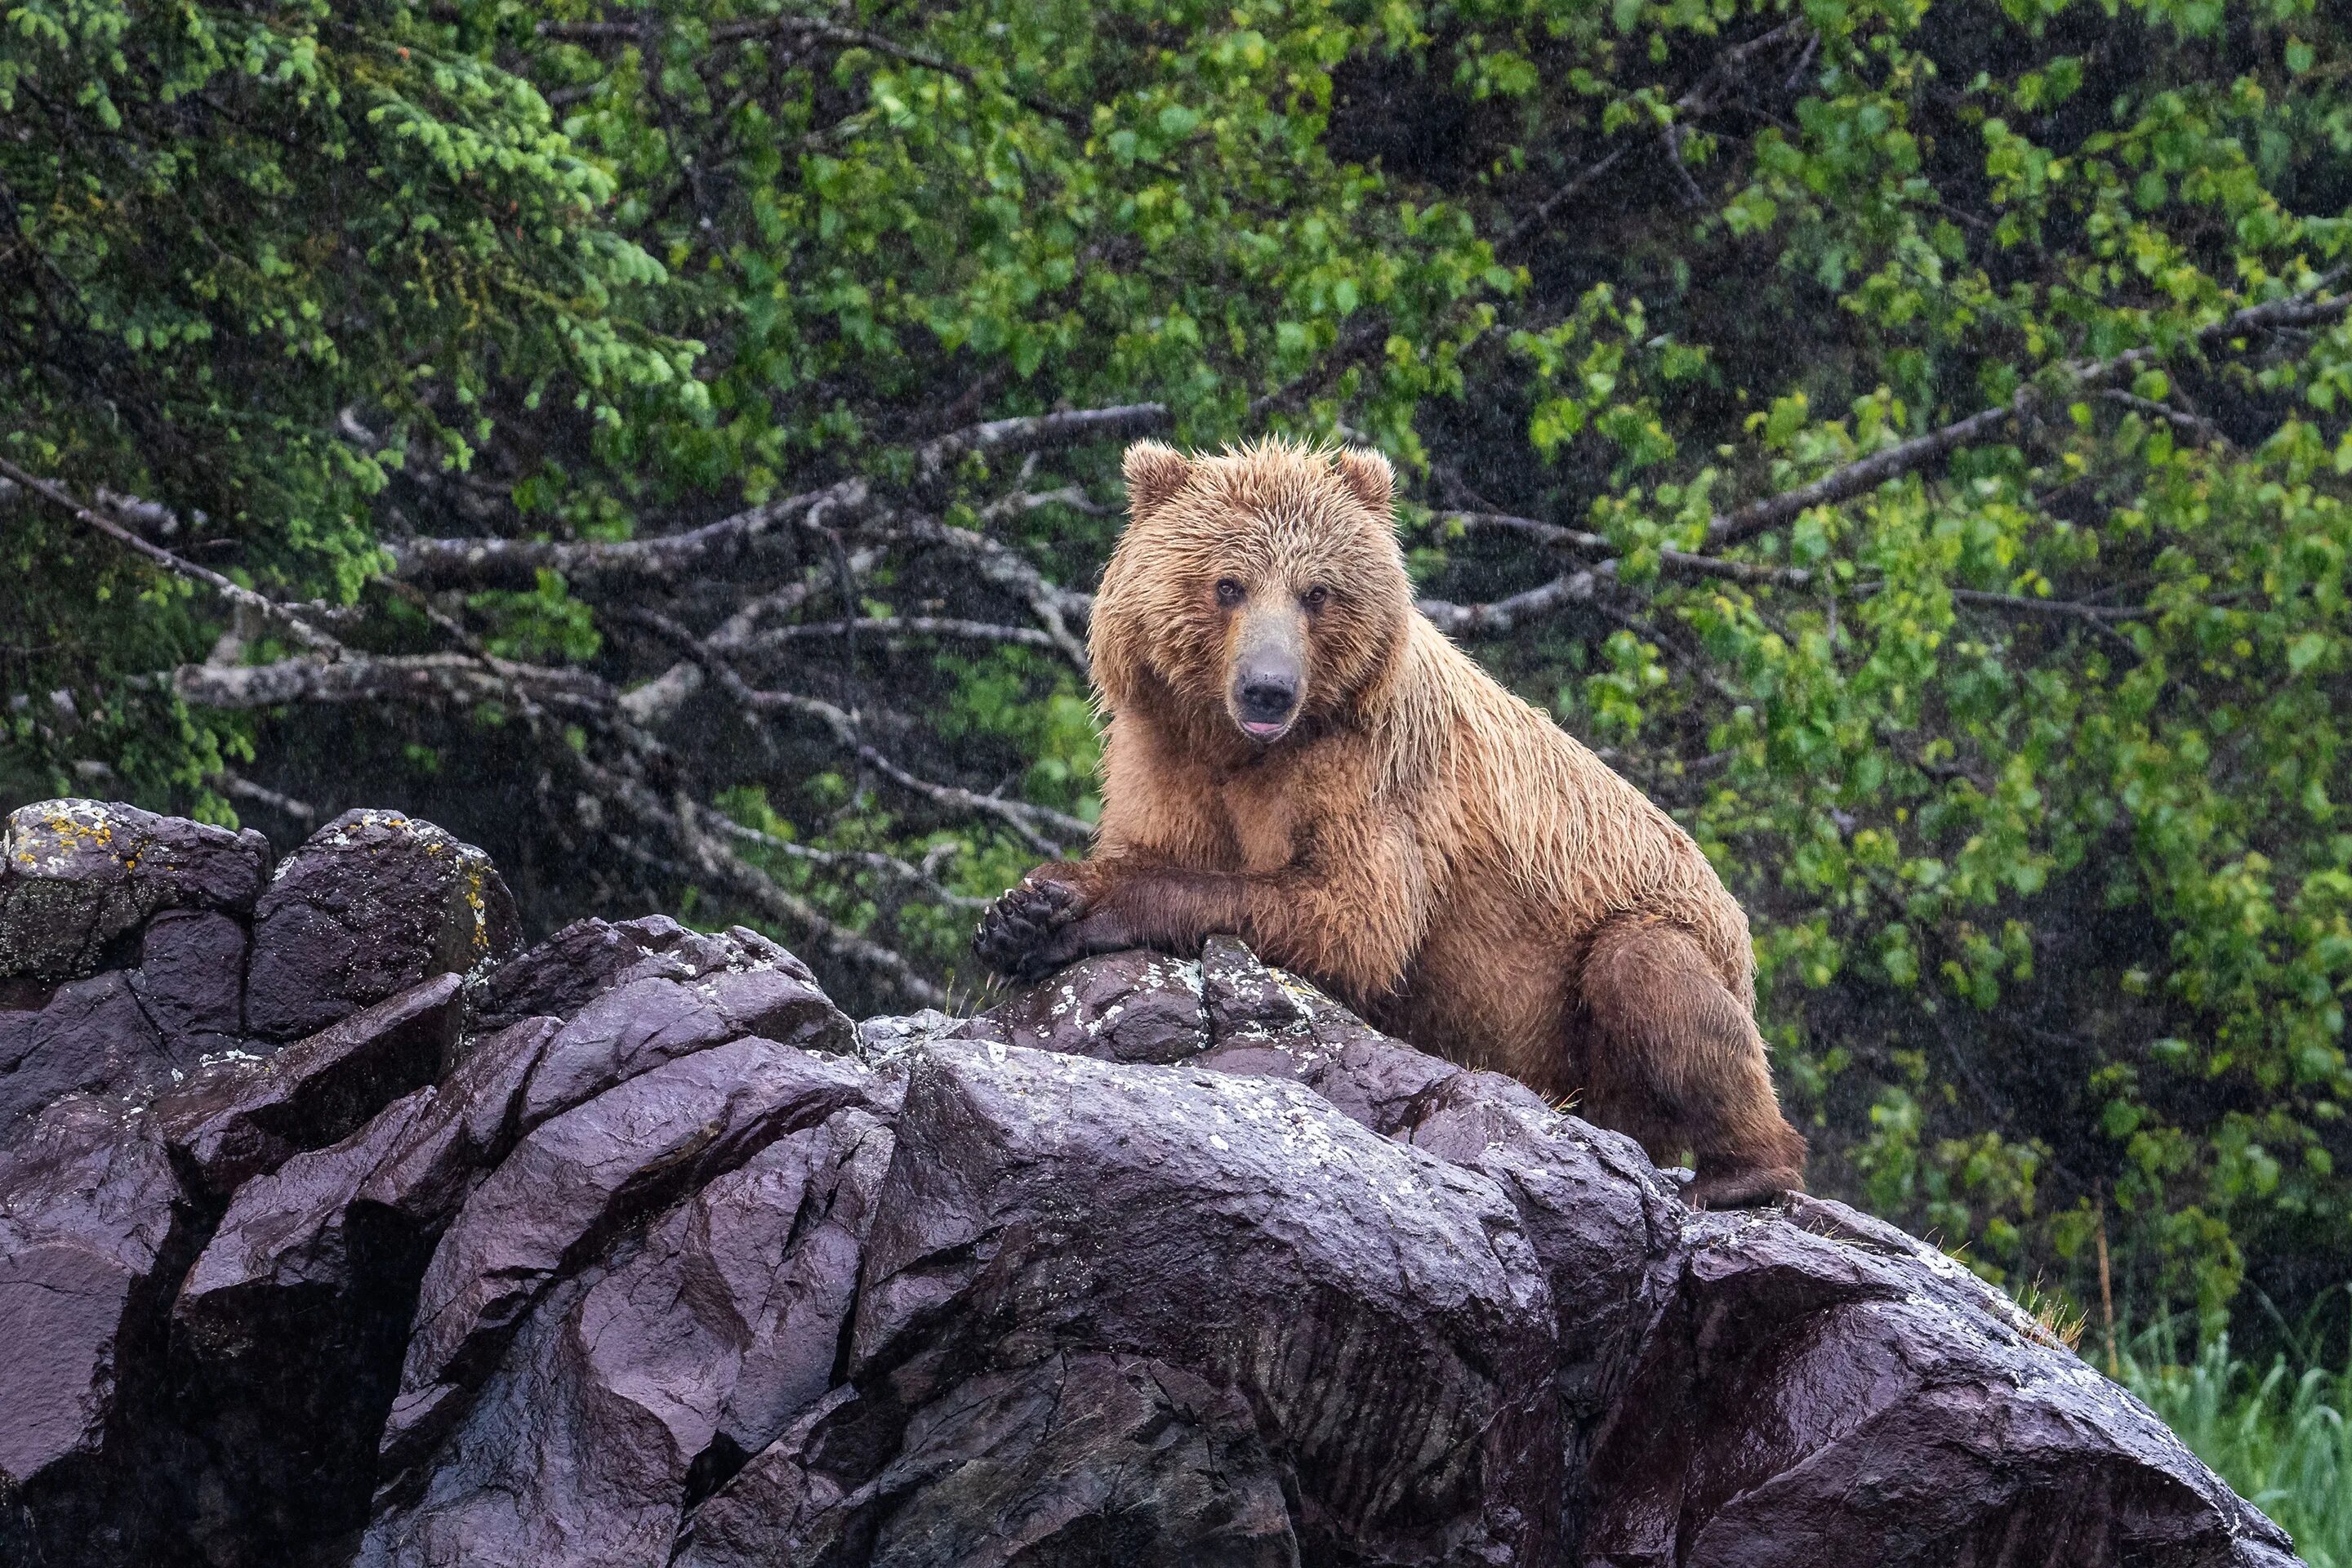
(1334, 447, 1394, 514)
(1121, 441, 1192, 518)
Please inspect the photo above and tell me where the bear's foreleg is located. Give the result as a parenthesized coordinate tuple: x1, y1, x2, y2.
(975, 835, 1425, 1004)
(1576, 915, 1808, 1208)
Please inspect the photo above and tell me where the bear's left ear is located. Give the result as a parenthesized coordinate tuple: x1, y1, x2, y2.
(1334, 448, 1394, 514)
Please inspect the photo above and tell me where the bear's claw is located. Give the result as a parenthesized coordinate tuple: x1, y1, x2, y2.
(973, 876, 1086, 980)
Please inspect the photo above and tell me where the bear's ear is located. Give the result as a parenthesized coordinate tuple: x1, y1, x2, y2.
(1121, 441, 1192, 518)
(1334, 447, 1394, 515)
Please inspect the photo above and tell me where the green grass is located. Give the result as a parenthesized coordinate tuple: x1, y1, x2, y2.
(2123, 1328, 2352, 1565)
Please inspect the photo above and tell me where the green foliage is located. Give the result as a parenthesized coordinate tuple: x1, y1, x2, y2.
(1, 0, 697, 803)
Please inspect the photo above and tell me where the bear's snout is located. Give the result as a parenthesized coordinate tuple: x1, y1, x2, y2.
(1228, 606, 1306, 741)
(1235, 667, 1298, 735)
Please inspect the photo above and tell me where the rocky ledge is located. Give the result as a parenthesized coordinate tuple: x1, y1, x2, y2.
(0, 799, 2301, 1567)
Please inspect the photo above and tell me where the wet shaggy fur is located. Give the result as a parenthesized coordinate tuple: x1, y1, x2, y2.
(975, 438, 1807, 1205)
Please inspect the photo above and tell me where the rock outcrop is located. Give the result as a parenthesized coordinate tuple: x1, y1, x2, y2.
(0, 800, 2303, 1566)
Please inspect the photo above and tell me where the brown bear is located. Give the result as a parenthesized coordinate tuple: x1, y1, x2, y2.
(973, 437, 1807, 1206)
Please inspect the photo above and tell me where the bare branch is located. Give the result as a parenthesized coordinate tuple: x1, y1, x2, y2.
(1427, 509, 2153, 630)
(1418, 563, 1614, 635)
(568, 742, 957, 1008)
(169, 651, 612, 710)
(2101, 390, 2230, 448)
(672, 799, 948, 1005)
(875, 513, 1094, 670)
(914, 403, 1170, 484)
(1506, 20, 1811, 251)
(0, 457, 345, 657)
(209, 772, 318, 826)
(745, 616, 1060, 650)
(1704, 271, 2348, 550)
(624, 610, 1090, 853)
(1948, 588, 2148, 623)
(387, 401, 1165, 603)
(707, 812, 991, 911)
(388, 478, 873, 592)
(1704, 402, 2022, 551)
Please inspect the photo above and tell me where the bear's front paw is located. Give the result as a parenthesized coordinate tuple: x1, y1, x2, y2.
(973, 876, 1088, 981)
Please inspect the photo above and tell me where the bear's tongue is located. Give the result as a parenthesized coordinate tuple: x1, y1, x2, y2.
(1241, 719, 1287, 740)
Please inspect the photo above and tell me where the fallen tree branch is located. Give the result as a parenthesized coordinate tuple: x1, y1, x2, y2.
(208, 772, 319, 826)
(875, 512, 1094, 670)
(574, 768, 951, 1008)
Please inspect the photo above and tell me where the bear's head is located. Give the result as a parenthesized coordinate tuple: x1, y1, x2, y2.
(1090, 437, 1410, 747)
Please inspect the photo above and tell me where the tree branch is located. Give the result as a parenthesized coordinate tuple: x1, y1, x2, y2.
(744, 616, 1059, 650)
(913, 402, 1169, 483)
(0, 457, 345, 657)
(388, 478, 873, 592)
(624, 609, 1089, 853)
(1505, 20, 1812, 252)
(707, 811, 991, 911)
(168, 651, 612, 710)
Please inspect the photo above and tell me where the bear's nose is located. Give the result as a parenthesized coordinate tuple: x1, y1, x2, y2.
(1236, 676, 1297, 724)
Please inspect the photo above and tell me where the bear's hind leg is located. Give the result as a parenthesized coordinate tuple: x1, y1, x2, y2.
(1577, 916, 1807, 1209)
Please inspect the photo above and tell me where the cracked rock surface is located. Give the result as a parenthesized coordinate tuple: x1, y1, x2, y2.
(0, 801, 2305, 1567)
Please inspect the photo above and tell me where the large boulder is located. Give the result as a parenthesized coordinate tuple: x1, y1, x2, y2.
(246, 809, 523, 1041)
(0, 802, 2305, 1568)
(0, 799, 268, 987)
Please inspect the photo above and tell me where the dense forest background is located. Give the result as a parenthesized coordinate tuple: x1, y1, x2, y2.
(6, 0, 2351, 1357)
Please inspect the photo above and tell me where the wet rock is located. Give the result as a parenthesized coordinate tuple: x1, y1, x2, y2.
(128, 908, 247, 1057)
(171, 1091, 443, 1563)
(1190, 940, 1466, 1136)
(158, 1017, 568, 1567)
(379, 1038, 882, 1485)
(2, 913, 262, 1144)
(245, 810, 520, 1041)
(977, 948, 1208, 1065)
(0, 1094, 203, 1566)
(676, 1353, 1297, 1568)
(0, 798, 268, 985)
(359, 1103, 897, 1568)
(1405, 1069, 1683, 1543)
(0, 971, 167, 1142)
(1581, 1194, 2300, 1567)
(158, 971, 464, 1199)
(466, 915, 699, 1037)
(838, 1040, 1563, 1567)
(851, 1007, 966, 1063)
(360, 1015, 564, 1227)
(514, 938, 855, 1129)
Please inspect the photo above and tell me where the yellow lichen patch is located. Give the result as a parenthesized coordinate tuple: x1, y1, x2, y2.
(11, 803, 128, 874)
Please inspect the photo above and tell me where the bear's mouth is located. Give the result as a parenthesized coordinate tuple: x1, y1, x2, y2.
(1239, 718, 1291, 742)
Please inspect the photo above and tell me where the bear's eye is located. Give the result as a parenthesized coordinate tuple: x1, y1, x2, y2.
(1214, 578, 1245, 608)
(1300, 585, 1330, 612)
